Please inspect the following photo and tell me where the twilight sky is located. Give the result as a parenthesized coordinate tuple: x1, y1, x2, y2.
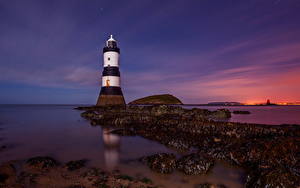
(0, 0, 300, 104)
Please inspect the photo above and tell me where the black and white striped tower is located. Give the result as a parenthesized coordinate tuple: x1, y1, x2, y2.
(96, 35, 125, 106)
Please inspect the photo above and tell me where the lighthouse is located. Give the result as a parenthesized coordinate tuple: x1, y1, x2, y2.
(96, 35, 126, 106)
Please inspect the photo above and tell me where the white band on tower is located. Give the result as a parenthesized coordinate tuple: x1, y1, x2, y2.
(103, 51, 119, 67)
(102, 76, 120, 87)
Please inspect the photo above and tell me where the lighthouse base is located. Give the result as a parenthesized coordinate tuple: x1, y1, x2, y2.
(96, 95, 126, 106)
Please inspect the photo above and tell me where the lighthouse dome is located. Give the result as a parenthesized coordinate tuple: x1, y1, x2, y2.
(103, 34, 120, 53)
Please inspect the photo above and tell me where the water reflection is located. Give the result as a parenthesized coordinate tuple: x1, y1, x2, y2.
(102, 128, 120, 171)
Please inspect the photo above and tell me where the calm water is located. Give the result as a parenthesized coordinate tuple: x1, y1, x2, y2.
(0, 105, 299, 188)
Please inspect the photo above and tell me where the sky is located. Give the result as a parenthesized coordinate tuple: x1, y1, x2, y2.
(0, 0, 300, 104)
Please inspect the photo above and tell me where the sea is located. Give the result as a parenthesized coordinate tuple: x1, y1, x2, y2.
(0, 105, 299, 188)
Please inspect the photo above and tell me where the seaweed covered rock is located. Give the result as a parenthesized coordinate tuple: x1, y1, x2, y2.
(26, 156, 59, 169)
(141, 153, 176, 174)
(210, 109, 231, 119)
(176, 153, 214, 175)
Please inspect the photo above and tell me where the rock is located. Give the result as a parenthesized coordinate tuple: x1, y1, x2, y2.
(233, 110, 251, 114)
(26, 156, 59, 169)
(65, 160, 87, 171)
(210, 109, 231, 119)
(176, 154, 214, 175)
(141, 153, 176, 174)
(129, 94, 183, 105)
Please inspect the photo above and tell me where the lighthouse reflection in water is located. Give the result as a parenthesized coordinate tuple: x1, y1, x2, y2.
(102, 128, 120, 171)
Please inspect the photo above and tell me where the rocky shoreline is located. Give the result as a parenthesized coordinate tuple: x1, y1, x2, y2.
(78, 105, 300, 188)
(0, 156, 157, 188)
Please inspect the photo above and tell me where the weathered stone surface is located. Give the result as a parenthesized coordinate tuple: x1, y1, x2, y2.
(141, 153, 176, 174)
(176, 154, 214, 175)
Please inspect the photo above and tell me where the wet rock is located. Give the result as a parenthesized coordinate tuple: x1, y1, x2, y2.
(26, 156, 59, 169)
(210, 109, 231, 119)
(65, 159, 87, 171)
(141, 153, 176, 174)
(233, 110, 250, 114)
(1, 157, 157, 188)
(176, 154, 214, 175)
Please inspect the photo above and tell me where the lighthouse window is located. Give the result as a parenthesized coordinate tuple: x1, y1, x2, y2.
(108, 57, 110, 61)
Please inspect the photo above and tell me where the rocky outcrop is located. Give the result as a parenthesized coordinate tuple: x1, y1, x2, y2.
(129, 94, 183, 105)
(78, 105, 300, 187)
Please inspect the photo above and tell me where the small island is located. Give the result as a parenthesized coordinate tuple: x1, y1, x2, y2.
(129, 94, 183, 105)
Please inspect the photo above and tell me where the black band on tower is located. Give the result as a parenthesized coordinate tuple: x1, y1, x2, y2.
(100, 86, 123, 95)
(102, 67, 120, 76)
(103, 47, 120, 53)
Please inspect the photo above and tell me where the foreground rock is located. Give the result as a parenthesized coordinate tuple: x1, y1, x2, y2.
(78, 105, 300, 187)
(0, 156, 157, 188)
(141, 153, 176, 174)
(129, 94, 183, 105)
